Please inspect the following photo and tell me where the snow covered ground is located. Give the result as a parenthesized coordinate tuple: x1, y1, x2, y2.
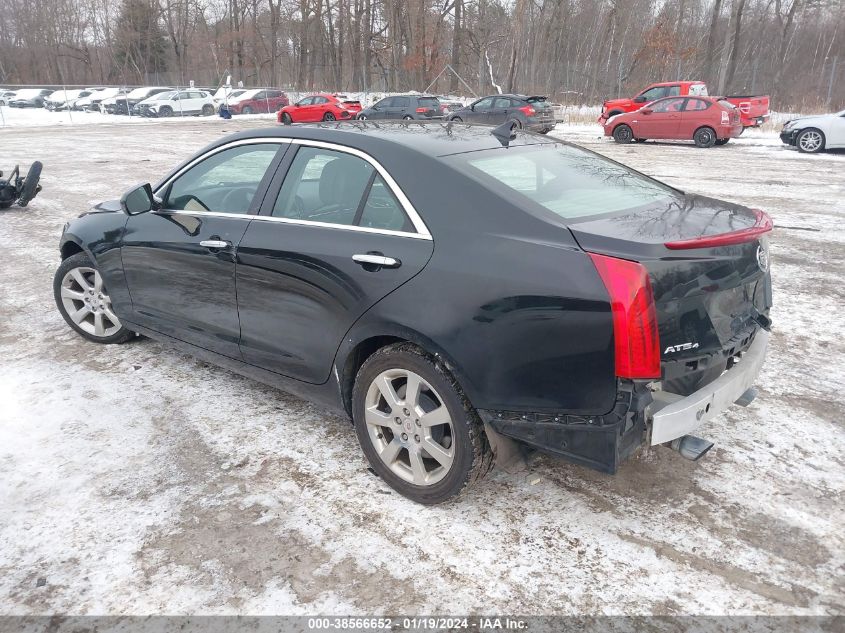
(0, 118, 843, 617)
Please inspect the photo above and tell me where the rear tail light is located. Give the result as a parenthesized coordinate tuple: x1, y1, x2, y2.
(440, 104, 449, 112)
(589, 253, 661, 380)
(519, 105, 536, 116)
(664, 209, 773, 249)
(721, 111, 729, 125)
(416, 107, 428, 113)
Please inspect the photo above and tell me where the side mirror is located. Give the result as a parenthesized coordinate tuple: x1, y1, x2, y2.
(642, 108, 653, 115)
(470, 104, 475, 111)
(121, 183, 156, 215)
(634, 96, 647, 103)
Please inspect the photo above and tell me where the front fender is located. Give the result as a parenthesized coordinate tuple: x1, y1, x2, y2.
(59, 210, 131, 319)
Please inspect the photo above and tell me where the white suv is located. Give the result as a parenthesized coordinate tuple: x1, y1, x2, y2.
(147, 90, 215, 117)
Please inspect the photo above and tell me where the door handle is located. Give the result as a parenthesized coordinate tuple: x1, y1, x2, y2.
(199, 239, 231, 249)
(352, 254, 401, 268)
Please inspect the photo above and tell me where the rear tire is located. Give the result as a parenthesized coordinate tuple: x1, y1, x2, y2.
(402, 115, 413, 120)
(352, 343, 493, 504)
(323, 111, 336, 121)
(509, 118, 523, 130)
(17, 161, 42, 207)
(201, 104, 214, 116)
(796, 128, 825, 153)
(158, 106, 172, 117)
(450, 116, 462, 122)
(693, 126, 717, 148)
(613, 124, 634, 143)
(357, 114, 367, 120)
(54, 253, 134, 344)
(243, 105, 254, 115)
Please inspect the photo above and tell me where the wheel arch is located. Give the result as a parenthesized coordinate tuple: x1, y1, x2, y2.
(335, 326, 474, 419)
(60, 235, 91, 261)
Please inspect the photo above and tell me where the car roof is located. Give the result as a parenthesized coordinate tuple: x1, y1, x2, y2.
(649, 80, 705, 87)
(223, 122, 557, 158)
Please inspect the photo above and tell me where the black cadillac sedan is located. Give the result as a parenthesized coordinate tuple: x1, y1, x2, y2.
(54, 123, 772, 504)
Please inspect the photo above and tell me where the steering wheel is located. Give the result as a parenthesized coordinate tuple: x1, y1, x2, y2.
(220, 187, 253, 213)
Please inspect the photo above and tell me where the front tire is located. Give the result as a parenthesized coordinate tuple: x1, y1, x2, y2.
(613, 124, 634, 143)
(201, 104, 214, 116)
(281, 112, 292, 125)
(158, 106, 172, 117)
(243, 105, 254, 115)
(796, 128, 825, 153)
(54, 253, 133, 344)
(352, 343, 493, 504)
(694, 126, 716, 148)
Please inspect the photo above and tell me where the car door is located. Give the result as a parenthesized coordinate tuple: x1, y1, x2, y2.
(236, 141, 434, 383)
(469, 97, 495, 123)
(489, 97, 512, 125)
(828, 112, 845, 147)
(679, 98, 712, 139)
(391, 96, 410, 119)
(368, 97, 391, 119)
(121, 140, 288, 357)
(636, 97, 685, 139)
(292, 96, 313, 121)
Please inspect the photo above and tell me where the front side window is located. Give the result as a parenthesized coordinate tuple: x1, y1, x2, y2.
(652, 98, 686, 113)
(298, 97, 314, 106)
(449, 144, 676, 220)
(164, 144, 280, 214)
(375, 97, 392, 108)
(273, 146, 413, 231)
(640, 86, 666, 101)
(313, 96, 329, 104)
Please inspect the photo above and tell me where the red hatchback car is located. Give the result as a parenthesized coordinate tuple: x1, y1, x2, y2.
(277, 93, 362, 123)
(228, 89, 289, 115)
(603, 96, 742, 147)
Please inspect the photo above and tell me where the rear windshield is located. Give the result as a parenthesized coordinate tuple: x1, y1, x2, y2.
(418, 97, 440, 106)
(526, 96, 547, 103)
(448, 144, 676, 220)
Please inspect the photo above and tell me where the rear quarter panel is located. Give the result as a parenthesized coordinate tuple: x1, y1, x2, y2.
(339, 150, 617, 415)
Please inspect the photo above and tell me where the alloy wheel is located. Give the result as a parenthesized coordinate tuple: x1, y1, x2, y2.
(798, 130, 823, 153)
(364, 368, 455, 486)
(60, 267, 122, 338)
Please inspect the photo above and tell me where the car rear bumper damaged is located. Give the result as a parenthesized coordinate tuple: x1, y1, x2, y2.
(648, 329, 769, 445)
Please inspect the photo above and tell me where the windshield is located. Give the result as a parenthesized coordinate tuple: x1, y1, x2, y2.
(448, 144, 677, 220)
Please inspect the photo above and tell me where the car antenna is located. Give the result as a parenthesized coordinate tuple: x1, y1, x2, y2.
(491, 121, 517, 147)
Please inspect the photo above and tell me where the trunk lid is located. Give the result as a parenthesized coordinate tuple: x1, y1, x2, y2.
(570, 194, 772, 394)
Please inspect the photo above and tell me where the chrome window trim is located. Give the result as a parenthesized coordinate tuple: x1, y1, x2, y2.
(153, 138, 293, 209)
(152, 136, 433, 241)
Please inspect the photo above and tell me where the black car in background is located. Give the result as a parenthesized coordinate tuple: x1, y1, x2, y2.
(448, 94, 556, 133)
(357, 95, 442, 120)
(54, 124, 771, 504)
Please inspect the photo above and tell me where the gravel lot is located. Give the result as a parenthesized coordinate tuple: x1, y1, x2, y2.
(0, 118, 843, 616)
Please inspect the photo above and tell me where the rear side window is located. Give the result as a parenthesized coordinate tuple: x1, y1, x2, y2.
(493, 97, 511, 109)
(449, 145, 676, 220)
(689, 84, 709, 96)
(418, 97, 439, 107)
(273, 147, 413, 231)
(685, 99, 710, 111)
(394, 96, 410, 108)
